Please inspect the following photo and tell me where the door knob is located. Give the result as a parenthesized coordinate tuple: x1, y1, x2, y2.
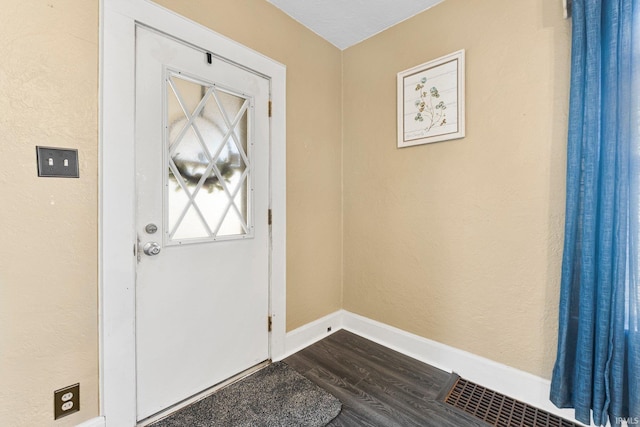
(143, 242, 161, 256)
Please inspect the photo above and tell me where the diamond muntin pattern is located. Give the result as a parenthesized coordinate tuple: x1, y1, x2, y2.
(165, 72, 252, 242)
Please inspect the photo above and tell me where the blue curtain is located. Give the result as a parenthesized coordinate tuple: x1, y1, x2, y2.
(550, 0, 640, 426)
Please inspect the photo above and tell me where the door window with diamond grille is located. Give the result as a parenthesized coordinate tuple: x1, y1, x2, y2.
(165, 70, 253, 244)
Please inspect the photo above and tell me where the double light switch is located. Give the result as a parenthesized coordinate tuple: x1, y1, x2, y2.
(36, 146, 79, 178)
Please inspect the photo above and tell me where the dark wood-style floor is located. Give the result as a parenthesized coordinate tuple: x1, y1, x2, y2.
(284, 330, 488, 427)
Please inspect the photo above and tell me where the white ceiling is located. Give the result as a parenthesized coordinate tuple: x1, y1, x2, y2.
(266, 0, 444, 50)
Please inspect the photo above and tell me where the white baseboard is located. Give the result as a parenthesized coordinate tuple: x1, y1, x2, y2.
(76, 416, 106, 427)
(278, 310, 343, 360)
(341, 311, 590, 426)
(282, 309, 592, 426)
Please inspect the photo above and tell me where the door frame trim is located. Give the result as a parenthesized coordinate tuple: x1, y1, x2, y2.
(100, 1, 286, 425)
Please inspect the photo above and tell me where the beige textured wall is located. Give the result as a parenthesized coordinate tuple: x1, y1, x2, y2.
(155, 0, 344, 331)
(1, 1, 342, 425)
(0, 0, 570, 424)
(0, 1, 99, 426)
(342, 0, 571, 379)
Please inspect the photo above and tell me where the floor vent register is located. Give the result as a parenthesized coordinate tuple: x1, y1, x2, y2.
(442, 376, 580, 427)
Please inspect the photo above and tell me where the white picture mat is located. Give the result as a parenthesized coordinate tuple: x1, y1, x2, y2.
(397, 50, 465, 147)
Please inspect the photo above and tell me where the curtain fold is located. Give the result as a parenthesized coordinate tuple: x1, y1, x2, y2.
(550, 0, 640, 425)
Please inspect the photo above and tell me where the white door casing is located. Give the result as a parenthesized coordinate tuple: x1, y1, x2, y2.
(100, 1, 286, 425)
(135, 27, 270, 420)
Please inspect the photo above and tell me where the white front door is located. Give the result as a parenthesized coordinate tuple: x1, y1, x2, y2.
(135, 26, 271, 421)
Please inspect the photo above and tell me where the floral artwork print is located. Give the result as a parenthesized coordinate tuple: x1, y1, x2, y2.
(398, 50, 464, 147)
(413, 77, 447, 132)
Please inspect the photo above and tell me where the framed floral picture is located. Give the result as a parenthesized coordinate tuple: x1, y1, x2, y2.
(397, 50, 465, 148)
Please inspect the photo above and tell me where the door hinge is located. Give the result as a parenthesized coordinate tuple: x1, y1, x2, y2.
(268, 315, 273, 332)
(268, 209, 272, 226)
(268, 100, 272, 118)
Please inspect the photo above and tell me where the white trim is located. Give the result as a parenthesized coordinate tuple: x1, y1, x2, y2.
(282, 310, 591, 426)
(76, 417, 106, 427)
(100, 1, 286, 425)
(278, 310, 344, 359)
(341, 311, 591, 427)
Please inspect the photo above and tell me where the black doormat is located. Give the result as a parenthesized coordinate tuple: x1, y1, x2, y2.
(440, 375, 579, 427)
(151, 362, 342, 427)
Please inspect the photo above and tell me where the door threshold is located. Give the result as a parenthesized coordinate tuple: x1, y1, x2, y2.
(137, 360, 272, 426)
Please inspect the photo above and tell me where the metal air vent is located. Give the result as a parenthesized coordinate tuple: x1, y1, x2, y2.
(442, 376, 580, 427)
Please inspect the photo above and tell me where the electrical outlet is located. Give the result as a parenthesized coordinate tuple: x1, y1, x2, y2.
(36, 146, 79, 178)
(54, 383, 79, 420)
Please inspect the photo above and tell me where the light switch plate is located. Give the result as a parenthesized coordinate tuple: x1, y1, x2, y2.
(36, 146, 79, 178)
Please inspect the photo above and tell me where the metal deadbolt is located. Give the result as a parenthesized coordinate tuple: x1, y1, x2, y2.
(143, 242, 161, 256)
(145, 223, 158, 234)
